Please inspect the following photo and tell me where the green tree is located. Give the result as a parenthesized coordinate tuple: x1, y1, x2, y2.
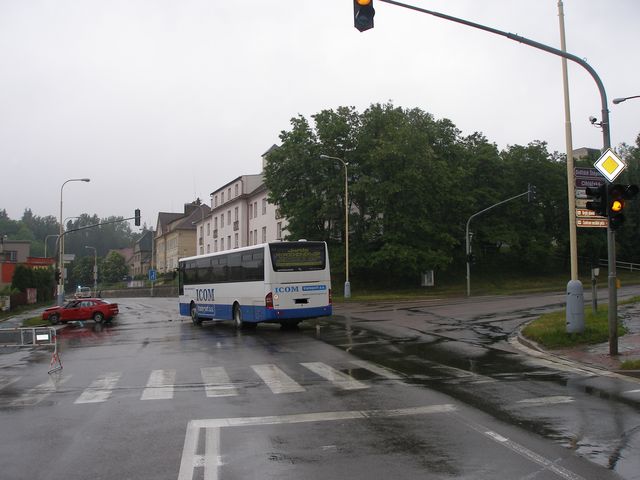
(101, 251, 128, 284)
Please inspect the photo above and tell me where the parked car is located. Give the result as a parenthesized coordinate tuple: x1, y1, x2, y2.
(42, 298, 119, 324)
(74, 286, 92, 298)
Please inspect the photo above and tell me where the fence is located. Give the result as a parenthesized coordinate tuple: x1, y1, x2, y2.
(0, 326, 62, 374)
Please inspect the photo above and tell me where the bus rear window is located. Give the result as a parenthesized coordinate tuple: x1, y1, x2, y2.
(269, 242, 326, 271)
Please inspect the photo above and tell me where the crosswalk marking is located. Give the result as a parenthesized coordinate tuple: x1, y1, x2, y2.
(350, 360, 403, 380)
(9, 375, 72, 407)
(0, 375, 22, 390)
(201, 367, 238, 397)
(141, 369, 176, 400)
(75, 372, 122, 404)
(301, 362, 368, 390)
(251, 364, 306, 394)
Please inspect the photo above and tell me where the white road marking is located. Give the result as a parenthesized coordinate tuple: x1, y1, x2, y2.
(624, 388, 640, 394)
(141, 369, 176, 400)
(201, 367, 238, 397)
(301, 362, 368, 390)
(9, 375, 71, 407)
(0, 375, 21, 390)
(177, 404, 457, 480)
(350, 359, 403, 380)
(251, 364, 305, 394)
(517, 396, 574, 408)
(483, 430, 585, 480)
(74, 372, 122, 404)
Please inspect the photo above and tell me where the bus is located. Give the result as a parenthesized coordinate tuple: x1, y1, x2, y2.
(178, 241, 332, 328)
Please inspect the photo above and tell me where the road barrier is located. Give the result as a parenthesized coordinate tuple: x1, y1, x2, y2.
(0, 326, 62, 374)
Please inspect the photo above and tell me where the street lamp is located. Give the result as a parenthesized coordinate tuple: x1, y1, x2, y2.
(612, 95, 640, 104)
(320, 154, 351, 298)
(44, 234, 60, 258)
(85, 245, 98, 294)
(58, 178, 90, 305)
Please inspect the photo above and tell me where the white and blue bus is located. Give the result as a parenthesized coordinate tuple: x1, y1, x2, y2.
(178, 241, 332, 328)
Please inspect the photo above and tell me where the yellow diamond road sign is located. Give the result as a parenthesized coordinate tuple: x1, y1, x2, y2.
(594, 148, 626, 182)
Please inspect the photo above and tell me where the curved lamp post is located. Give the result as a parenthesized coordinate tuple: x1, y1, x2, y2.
(58, 178, 90, 305)
(320, 154, 351, 298)
(85, 245, 98, 294)
(612, 95, 640, 105)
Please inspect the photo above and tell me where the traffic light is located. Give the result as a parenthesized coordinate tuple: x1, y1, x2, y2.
(585, 183, 607, 217)
(607, 184, 639, 230)
(527, 183, 537, 202)
(134, 209, 141, 226)
(353, 0, 375, 32)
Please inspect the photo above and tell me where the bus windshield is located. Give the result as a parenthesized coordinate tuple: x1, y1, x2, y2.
(269, 242, 326, 272)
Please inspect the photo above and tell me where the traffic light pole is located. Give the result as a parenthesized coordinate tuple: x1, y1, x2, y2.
(466, 189, 530, 297)
(378, 0, 618, 355)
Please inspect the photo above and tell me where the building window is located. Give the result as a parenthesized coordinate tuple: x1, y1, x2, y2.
(234, 233, 239, 248)
(254, 201, 257, 216)
(227, 236, 231, 250)
(262, 226, 267, 243)
(214, 217, 218, 229)
(249, 203, 253, 219)
(221, 213, 224, 227)
(221, 191, 224, 203)
(262, 198, 267, 215)
(227, 210, 231, 225)
(214, 195, 218, 207)
(234, 206, 239, 222)
(206, 222, 210, 236)
(228, 187, 231, 199)
(206, 244, 210, 253)
(214, 239, 217, 252)
(235, 184, 239, 197)
(249, 230, 253, 245)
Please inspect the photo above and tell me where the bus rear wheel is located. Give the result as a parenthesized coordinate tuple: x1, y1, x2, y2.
(190, 303, 202, 326)
(233, 304, 244, 329)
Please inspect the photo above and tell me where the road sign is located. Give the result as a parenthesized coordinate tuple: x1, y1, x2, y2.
(148, 269, 157, 282)
(576, 208, 599, 217)
(594, 148, 626, 182)
(576, 217, 608, 228)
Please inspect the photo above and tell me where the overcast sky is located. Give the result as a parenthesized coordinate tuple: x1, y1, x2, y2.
(1, 0, 638, 229)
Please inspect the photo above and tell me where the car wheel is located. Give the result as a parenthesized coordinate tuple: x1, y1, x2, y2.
(93, 312, 104, 324)
(190, 303, 202, 326)
(233, 304, 244, 329)
(49, 314, 60, 325)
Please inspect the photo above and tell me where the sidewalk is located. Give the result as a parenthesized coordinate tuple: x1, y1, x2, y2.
(519, 302, 640, 377)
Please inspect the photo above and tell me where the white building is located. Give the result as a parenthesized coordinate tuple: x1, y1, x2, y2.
(194, 150, 288, 254)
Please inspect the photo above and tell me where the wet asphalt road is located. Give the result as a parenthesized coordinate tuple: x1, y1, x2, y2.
(0, 292, 639, 479)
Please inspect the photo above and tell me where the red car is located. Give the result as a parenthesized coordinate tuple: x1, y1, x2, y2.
(42, 298, 119, 324)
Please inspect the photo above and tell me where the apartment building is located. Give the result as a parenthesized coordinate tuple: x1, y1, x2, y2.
(194, 173, 288, 255)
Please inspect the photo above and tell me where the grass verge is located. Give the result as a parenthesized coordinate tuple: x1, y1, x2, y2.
(521, 305, 626, 349)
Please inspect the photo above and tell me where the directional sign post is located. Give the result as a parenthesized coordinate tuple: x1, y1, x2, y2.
(575, 167, 607, 228)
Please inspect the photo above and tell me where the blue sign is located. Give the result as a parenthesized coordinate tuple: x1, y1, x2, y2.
(148, 269, 157, 282)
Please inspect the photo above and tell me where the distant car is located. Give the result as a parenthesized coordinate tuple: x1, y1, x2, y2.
(42, 298, 119, 324)
(74, 286, 92, 298)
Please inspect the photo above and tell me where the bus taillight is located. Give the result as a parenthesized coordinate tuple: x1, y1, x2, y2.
(328, 289, 332, 305)
(265, 292, 274, 309)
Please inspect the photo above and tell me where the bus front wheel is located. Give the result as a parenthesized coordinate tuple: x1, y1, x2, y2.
(191, 303, 202, 326)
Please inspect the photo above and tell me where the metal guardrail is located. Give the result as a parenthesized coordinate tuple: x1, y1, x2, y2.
(0, 326, 62, 374)
(598, 259, 640, 272)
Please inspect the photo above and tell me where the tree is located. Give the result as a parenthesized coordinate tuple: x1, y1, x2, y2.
(101, 251, 128, 284)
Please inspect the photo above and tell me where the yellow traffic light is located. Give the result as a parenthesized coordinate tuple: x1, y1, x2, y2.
(356, 0, 372, 5)
(611, 199, 624, 213)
